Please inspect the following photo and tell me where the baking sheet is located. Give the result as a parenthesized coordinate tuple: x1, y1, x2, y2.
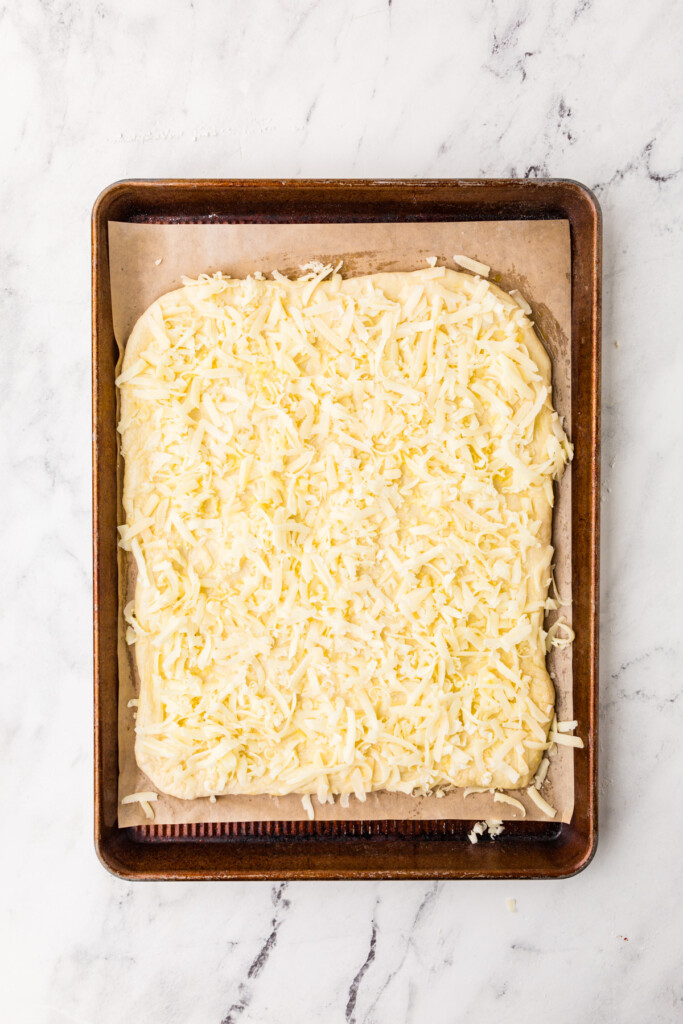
(109, 219, 574, 828)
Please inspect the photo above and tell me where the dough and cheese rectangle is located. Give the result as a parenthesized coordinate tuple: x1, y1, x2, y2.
(118, 265, 571, 800)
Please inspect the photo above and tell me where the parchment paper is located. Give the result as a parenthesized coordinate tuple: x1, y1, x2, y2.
(110, 219, 574, 828)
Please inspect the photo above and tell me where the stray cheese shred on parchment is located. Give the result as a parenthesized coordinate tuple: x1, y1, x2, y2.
(121, 791, 158, 819)
(117, 265, 572, 801)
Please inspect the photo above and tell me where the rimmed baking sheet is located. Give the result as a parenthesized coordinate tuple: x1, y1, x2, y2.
(92, 177, 600, 880)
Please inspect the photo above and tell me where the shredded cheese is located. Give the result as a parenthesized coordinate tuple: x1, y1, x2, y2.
(468, 819, 504, 843)
(468, 821, 486, 844)
(121, 791, 158, 820)
(526, 785, 557, 818)
(453, 254, 490, 277)
(301, 794, 315, 820)
(545, 616, 575, 651)
(548, 731, 584, 748)
(493, 791, 526, 815)
(548, 570, 571, 607)
(533, 756, 550, 789)
(509, 289, 532, 316)
(118, 267, 571, 800)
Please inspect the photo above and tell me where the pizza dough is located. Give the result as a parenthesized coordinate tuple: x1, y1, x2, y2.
(117, 266, 571, 800)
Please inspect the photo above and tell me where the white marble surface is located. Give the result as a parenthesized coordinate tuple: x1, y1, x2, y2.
(1, 1, 682, 1021)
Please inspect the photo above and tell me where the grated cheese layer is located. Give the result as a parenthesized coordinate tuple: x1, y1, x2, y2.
(118, 266, 571, 800)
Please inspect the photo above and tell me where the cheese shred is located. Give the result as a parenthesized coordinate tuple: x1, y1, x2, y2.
(118, 266, 571, 801)
(493, 791, 526, 815)
(121, 791, 158, 820)
(453, 254, 490, 277)
(526, 785, 557, 818)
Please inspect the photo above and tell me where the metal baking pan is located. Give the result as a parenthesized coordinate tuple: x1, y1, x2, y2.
(93, 178, 600, 880)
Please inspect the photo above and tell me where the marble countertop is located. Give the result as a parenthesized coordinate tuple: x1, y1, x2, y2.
(1, 1, 682, 1021)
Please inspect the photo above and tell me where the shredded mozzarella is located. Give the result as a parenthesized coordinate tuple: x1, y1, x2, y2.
(121, 791, 158, 804)
(301, 794, 315, 820)
(548, 731, 584, 748)
(468, 819, 505, 843)
(533, 756, 550, 789)
(121, 791, 158, 820)
(493, 791, 526, 815)
(118, 267, 571, 800)
(545, 616, 575, 651)
(486, 819, 505, 837)
(509, 289, 532, 315)
(526, 785, 557, 818)
(468, 821, 485, 844)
